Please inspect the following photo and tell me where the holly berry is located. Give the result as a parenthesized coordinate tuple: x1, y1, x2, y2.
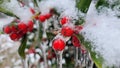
(61, 26, 74, 37)
(39, 15, 46, 22)
(60, 17, 68, 25)
(45, 13, 52, 19)
(52, 39, 65, 51)
(72, 35, 81, 47)
(30, 8, 35, 14)
(28, 20, 34, 32)
(18, 22, 27, 31)
(3, 26, 11, 34)
(10, 33, 19, 41)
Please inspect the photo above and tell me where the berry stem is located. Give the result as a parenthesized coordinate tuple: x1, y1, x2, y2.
(56, 51, 63, 68)
(75, 47, 79, 68)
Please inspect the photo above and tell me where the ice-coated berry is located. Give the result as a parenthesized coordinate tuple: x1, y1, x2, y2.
(61, 26, 74, 37)
(52, 39, 65, 51)
(60, 17, 68, 25)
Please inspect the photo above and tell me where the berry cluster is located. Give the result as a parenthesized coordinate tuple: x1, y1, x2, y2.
(52, 17, 83, 51)
(3, 20, 34, 41)
(39, 13, 53, 22)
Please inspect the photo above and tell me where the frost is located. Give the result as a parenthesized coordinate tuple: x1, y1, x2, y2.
(81, 2, 120, 67)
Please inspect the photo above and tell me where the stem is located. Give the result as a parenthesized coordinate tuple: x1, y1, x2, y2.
(21, 59, 28, 68)
(57, 51, 63, 68)
(43, 46, 48, 68)
(75, 47, 79, 68)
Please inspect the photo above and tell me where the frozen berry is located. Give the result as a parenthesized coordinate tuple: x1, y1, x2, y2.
(60, 17, 68, 25)
(30, 8, 35, 14)
(45, 13, 52, 19)
(18, 22, 27, 31)
(3, 26, 11, 34)
(72, 35, 81, 47)
(10, 33, 18, 41)
(28, 20, 34, 32)
(61, 26, 74, 37)
(39, 15, 46, 22)
(52, 39, 65, 51)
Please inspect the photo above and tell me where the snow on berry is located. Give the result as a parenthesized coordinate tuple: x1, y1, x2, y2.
(52, 38, 65, 51)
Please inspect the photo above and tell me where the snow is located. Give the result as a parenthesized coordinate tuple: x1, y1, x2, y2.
(38, 0, 79, 20)
(1, 0, 33, 23)
(81, 2, 120, 67)
(0, 17, 14, 31)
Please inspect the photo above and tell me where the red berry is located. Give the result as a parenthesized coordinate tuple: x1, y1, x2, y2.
(11, 25, 18, 33)
(30, 8, 35, 14)
(39, 15, 46, 22)
(72, 35, 81, 47)
(3, 26, 11, 34)
(61, 26, 74, 37)
(10, 33, 18, 41)
(52, 39, 65, 51)
(18, 22, 27, 31)
(45, 13, 52, 19)
(28, 20, 34, 32)
(60, 17, 68, 25)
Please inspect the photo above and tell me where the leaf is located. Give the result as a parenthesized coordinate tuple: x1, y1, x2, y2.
(96, 0, 109, 8)
(76, 34, 103, 68)
(33, 0, 39, 7)
(0, 7, 19, 19)
(18, 35, 27, 59)
(76, 0, 92, 13)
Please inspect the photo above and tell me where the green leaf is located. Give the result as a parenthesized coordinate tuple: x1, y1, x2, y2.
(0, 7, 19, 19)
(76, 34, 103, 68)
(18, 35, 27, 59)
(33, 0, 39, 7)
(76, 0, 92, 13)
(96, 0, 109, 8)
